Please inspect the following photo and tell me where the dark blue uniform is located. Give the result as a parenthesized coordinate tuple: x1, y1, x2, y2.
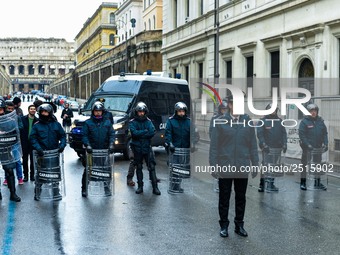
(299, 115, 328, 179)
(165, 114, 191, 148)
(257, 115, 287, 149)
(82, 116, 115, 149)
(30, 117, 66, 152)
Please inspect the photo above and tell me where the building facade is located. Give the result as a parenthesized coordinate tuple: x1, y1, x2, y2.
(162, 0, 340, 158)
(0, 65, 11, 96)
(75, 2, 118, 65)
(0, 38, 75, 92)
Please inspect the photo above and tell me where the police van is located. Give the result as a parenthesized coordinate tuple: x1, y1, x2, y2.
(69, 73, 194, 159)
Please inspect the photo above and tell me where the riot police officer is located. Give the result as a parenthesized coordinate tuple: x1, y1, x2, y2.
(0, 99, 21, 202)
(165, 102, 191, 193)
(209, 95, 259, 238)
(129, 102, 161, 195)
(298, 103, 328, 190)
(81, 102, 115, 197)
(257, 103, 287, 192)
(30, 103, 66, 200)
(209, 99, 228, 139)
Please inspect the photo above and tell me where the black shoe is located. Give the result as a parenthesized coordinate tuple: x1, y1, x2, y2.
(0, 192, 2, 200)
(135, 187, 143, 194)
(300, 183, 307, 190)
(315, 183, 327, 190)
(10, 193, 21, 202)
(235, 226, 248, 237)
(258, 185, 264, 192)
(220, 227, 228, 238)
(34, 195, 40, 201)
(153, 187, 161, 195)
(267, 183, 279, 192)
(30, 177, 35, 182)
(127, 179, 135, 186)
(104, 187, 112, 196)
(23, 177, 29, 182)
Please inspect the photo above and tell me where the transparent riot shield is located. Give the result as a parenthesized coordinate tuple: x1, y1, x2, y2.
(86, 149, 114, 197)
(168, 148, 192, 194)
(261, 148, 285, 192)
(0, 111, 22, 165)
(306, 148, 328, 190)
(33, 149, 65, 201)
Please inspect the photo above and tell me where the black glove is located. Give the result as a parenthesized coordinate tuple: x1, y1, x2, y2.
(307, 144, 314, 151)
(86, 145, 93, 154)
(109, 144, 115, 154)
(282, 145, 287, 153)
(164, 142, 169, 148)
(323, 145, 328, 152)
(37, 150, 44, 157)
(58, 147, 64, 153)
(169, 143, 175, 153)
(251, 163, 259, 178)
(262, 144, 270, 153)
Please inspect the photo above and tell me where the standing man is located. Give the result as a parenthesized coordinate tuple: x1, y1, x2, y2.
(61, 102, 74, 142)
(298, 103, 328, 190)
(21, 104, 39, 182)
(256, 104, 287, 192)
(129, 102, 161, 195)
(30, 104, 66, 201)
(165, 102, 191, 193)
(12, 97, 24, 117)
(209, 95, 259, 238)
(209, 99, 229, 139)
(81, 102, 115, 197)
(0, 99, 21, 202)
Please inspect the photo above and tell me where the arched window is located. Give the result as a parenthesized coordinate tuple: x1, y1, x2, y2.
(148, 18, 151, 30)
(28, 65, 34, 75)
(19, 65, 25, 75)
(298, 58, 315, 119)
(110, 13, 115, 24)
(153, 15, 156, 29)
(9, 65, 15, 75)
(109, 34, 115, 46)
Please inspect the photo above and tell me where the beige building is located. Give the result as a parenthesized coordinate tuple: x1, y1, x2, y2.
(75, 2, 118, 65)
(143, 0, 163, 31)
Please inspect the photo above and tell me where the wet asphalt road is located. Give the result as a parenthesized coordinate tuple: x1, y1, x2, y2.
(0, 101, 340, 255)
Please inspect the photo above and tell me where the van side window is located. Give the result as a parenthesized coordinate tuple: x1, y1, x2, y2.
(149, 92, 168, 115)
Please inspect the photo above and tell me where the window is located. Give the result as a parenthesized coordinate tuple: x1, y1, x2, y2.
(198, 63, 203, 98)
(270, 51, 280, 94)
(199, 0, 204, 16)
(19, 65, 25, 75)
(148, 19, 151, 30)
(246, 56, 253, 87)
(149, 92, 168, 115)
(185, 66, 189, 82)
(28, 65, 34, 75)
(226, 60, 232, 96)
(9, 65, 15, 75)
(186, 0, 190, 18)
(110, 13, 115, 24)
(153, 15, 156, 29)
(109, 34, 115, 46)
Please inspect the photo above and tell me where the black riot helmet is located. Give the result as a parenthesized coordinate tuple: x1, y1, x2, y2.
(174, 102, 188, 113)
(0, 99, 6, 109)
(38, 103, 53, 115)
(134, 102, 148, 114)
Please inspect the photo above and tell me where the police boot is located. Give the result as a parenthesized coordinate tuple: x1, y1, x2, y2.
(0, 191, 2, 200)
(135, 169, 143, 194)
(81, 170, 87, 197)
(148, 170, 160, 183)
(150, 171, 161, 195)
(300, 178, 307, 190)
(258, 178, 264, 192)
(314, 178, 327, 190)
(127, 161, 136, 186)
(267, 178, 279, 192)
(234, 221, 248, 237)
(7, 175, 21, 202)
(219, 221, 229, 238)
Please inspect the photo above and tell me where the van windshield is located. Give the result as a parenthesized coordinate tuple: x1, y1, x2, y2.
(85, 95, 134, 116)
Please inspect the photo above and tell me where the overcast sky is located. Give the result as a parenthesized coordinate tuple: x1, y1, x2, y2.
(0, 0, 116, 42)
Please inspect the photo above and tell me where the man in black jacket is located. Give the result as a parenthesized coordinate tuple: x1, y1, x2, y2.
(21, 104, 39, 182)
(61, 102, 73, 142)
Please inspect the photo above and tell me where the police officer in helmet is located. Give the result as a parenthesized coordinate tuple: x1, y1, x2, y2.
(81, 101, 115, 197)
(129, 102, 161, 195)
(298, 103, 328, 190)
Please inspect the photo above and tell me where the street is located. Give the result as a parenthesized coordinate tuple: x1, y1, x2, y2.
(0, 101, 340, 255)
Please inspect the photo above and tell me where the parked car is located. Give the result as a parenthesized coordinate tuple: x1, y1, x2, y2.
(67, 100, 79, 111)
